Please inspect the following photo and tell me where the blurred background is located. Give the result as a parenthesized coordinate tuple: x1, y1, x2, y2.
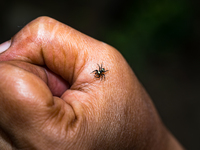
(0, 0, 199, 149)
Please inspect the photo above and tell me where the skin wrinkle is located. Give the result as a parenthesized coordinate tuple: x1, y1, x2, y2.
(50, 22, 61, 72)
(71, 48, 77, 84)
(49, 22, 59, 42)
(68, 37, 85, 85)
(42, 22, 74, 83)
(73, 51, 87, 85)
(37, 20, 46, 47)
(65, 119, 86, 149)
(61, 47, 67, 82)
(26, 24, 32, 40)
(38, 107, 73, 147)
(61, 91, 87, 134)
(37, 20, 51, 67)
(58, 30, 67, 75)
(59, 31, 69, 82)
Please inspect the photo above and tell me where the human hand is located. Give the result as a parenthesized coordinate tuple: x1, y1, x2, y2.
(0, 16, 184, 150)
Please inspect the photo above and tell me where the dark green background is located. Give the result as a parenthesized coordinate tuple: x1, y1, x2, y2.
(1, 0, 200, 149)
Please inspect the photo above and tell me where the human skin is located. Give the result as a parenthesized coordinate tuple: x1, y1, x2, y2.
(0, 16, 184, 150)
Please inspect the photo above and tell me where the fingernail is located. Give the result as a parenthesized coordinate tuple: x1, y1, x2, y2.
(0, 40, 11, 53)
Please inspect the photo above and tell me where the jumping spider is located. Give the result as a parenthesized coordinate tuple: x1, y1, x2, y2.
(91, 63, 109, 80)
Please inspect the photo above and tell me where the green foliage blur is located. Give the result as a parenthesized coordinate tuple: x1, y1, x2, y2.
(105, 0, 191, 74)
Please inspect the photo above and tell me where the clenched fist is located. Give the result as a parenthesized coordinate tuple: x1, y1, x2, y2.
(0, 17, 184, 150)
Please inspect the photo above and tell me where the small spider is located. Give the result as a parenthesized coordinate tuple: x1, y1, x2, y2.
(91, 63, 109, 80)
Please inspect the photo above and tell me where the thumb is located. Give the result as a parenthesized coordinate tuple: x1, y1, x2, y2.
(0, 61, 84, 149)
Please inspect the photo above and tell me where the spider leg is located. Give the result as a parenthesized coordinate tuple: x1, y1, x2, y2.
(100, 75, 102, 80)
(91, 70, 98, 74)
(103, 74, 106, 80)
(97, 63, 101, 70)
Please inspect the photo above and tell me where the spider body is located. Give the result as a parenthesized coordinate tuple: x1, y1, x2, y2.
(91, 63, 109, 80)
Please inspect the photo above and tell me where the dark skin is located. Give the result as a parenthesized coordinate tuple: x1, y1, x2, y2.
(0, 16, 184, 150)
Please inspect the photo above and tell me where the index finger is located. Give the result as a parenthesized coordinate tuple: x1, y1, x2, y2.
(0, 16, 110, 85)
